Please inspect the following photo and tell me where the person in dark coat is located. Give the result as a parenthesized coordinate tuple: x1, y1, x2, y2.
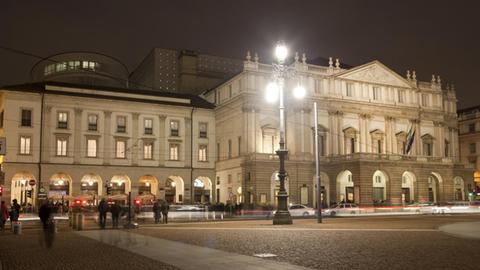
(39, 200, 52, 229)
(110, 202, 121, 229)
(98, 199, 109, 229)
(0, 201, 9, 230)
(153, 200, 162, 224)
(10, 199, 20, 222)
(161, 200, 170, 224)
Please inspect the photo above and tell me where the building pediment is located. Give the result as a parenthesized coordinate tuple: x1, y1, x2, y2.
(336, 61, 412, 88)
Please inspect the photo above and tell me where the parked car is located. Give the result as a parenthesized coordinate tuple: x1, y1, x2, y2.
(324, 203, 360, 216)
(402, 202, 435, 214)
(288, 204, 316, 217)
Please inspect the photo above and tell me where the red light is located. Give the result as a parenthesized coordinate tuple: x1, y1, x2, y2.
(134, 199, 141, 205)
(74, 200, 81, 205)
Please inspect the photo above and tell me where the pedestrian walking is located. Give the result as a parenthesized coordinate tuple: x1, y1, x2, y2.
(98, 199, 109, 229)
(0, 201, 9, 231)
(153, 200, 162, 224)
(9, 199, 20, 227)
(161, 200, 169, 224)
(110, 202, 121, 229)
(39, 200, 55, 248)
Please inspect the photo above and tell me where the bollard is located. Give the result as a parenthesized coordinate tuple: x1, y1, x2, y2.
(204, 211, 208, 220)
(13, 221, 22, 235)
(220, 213, 224, 220)
(77, 214, 85, 231)
(72, 213, 78, 230)
(69, 212, 73, 227)
(213, 211, 216, 220)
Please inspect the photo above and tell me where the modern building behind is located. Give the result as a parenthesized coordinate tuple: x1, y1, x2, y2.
(129, 48, 243, 95)
(30, 52, 129, 88)
(205, 54, 474, 207)
(458, 105, 480, 192)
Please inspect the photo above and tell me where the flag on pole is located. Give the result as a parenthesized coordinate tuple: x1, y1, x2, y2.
(405, 124, 416, 154)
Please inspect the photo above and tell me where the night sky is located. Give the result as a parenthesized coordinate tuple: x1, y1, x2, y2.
(1, 0, 479, 109)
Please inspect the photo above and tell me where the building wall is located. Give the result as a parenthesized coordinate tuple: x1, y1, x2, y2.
(0, 84, 216, 206)
(208, 58, 473, 207)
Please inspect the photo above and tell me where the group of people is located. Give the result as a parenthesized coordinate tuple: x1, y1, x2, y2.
(153, 199, 170, 224)
(0, 199, 21, 231)
(97, 199, 123, 229)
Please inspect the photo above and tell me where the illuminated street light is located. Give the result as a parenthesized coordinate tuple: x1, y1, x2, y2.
(267, 42, 306, 225)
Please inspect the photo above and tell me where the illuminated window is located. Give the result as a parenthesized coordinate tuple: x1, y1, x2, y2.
(57, 112, 68, 129)
(199, 144, 207, 162)
(56, 137, 67, 156)
(422, 94, 428, 107)
(346, 83, 354, 97)
(19, 136, 31, 155)
(87, 139, 97, 157)
(143, 142, 153, 159)
(169, 143, 179, 160)
(398, 90, 405, 103)
(88, 114, 98, 131)
(116, 140, 126, 158)
(144, 119, 153, 135)
(373, 86, 381, 100)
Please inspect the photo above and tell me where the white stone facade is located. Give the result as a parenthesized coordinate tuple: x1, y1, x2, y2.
(0, 83, 216, 207)
(205, 55, 473, 207)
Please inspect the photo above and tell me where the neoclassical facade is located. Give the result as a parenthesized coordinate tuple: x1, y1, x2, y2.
(205, 54, 474, 207)
(458, 105, 480, 192)
(0, 82, 216, 207)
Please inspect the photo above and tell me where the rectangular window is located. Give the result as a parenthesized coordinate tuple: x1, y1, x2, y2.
(169, 143, 179, 160)
(0, 110, 4, 128)
(117, 116, 126, 133)
(469, 143, 476, 154)
(373, 86, 380, 100)
(144, 119, 153, 135)
(87, 139, 97, 157)
(423, 142, 432, 156)
(228, 174, 232, 184)
(19, 136, 31, 155)
(56, 138, 67, 156)
(228, 139, 232, 159)
(21, 109, 32, 127)
(398, 90, 405, 103)
(350, 138, 355, 154)
(144, 142, 153, 159)
(88, 114, 98, 131)
(469, 123, 476, 133)
(116, 140, 126, 158)
(170, 120, 179, 136)
(422, 94, 428, 107)
(199, 122, 208, 138)
(377, 140, 382, 154)
(346, 83, 353, 97)
(199, 144, 207, 161)
(57, 112, 68, 129)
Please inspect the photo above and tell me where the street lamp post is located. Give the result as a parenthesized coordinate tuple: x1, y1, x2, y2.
(267, 42, 306, 225)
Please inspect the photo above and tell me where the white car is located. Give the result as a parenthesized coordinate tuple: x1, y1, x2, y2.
(324, 203, 360, 216)
(288, 204, 316, 217)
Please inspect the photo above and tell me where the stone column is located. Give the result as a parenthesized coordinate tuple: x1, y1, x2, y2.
(103, 111, 112, 165)
(73, 108, 83, 164)
(358, 115, 365, 153)
(158, 115, 166, 165)
(132, 113, 139, 166)
(337, 111, 344, 155)
(328, 111, 337, 155)
(42, 105, 53, 162)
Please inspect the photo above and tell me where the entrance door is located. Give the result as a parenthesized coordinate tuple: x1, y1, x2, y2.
(346, 187, 354, 203)
(402, 188, 410, 203)
(428, 188, 434, 202)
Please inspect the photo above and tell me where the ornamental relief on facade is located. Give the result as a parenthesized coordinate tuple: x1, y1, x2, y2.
(340, 64, 410, 88)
